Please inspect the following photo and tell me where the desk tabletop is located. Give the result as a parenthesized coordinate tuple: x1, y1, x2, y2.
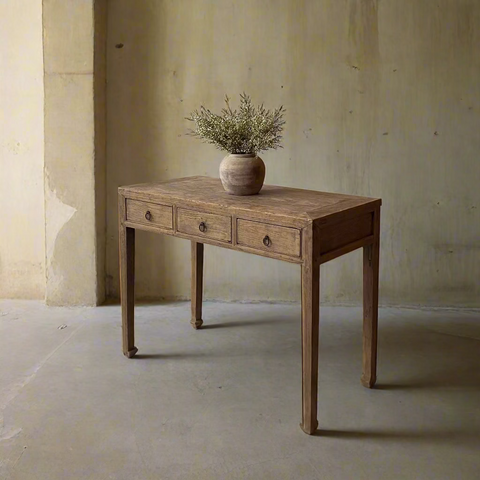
(119, 176, 381, 224)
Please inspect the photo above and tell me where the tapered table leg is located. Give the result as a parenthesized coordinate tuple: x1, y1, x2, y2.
(300, 225, 320, 435)
(361, 208, 380, 387)
(191, 241, 204, 329)
(120, 225, 137, 358)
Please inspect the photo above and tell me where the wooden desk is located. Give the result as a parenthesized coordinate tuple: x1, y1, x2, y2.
(118, 176, 381, 435)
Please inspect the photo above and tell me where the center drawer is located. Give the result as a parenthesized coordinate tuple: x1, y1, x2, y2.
(177, 208, 232, 243)
(236, 218, 301, 257)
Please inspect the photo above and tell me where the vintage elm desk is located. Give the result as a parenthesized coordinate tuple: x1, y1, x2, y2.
(118, 176, 381, 435)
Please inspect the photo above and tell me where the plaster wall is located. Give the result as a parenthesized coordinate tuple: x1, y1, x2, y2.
(107, 0, 480, 306)
(0, 0, 45, 298)
(43, 0, 106, 305)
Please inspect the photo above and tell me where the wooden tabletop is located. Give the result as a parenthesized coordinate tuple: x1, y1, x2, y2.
(119, 176, 381, 225)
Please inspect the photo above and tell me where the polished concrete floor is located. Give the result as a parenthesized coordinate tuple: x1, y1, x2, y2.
(0, 300, 479, 479)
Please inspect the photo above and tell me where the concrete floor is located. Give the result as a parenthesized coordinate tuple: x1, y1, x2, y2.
(0, 301, 479, 480)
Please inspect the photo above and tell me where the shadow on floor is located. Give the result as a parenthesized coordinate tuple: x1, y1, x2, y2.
(315, 428, 480, 444)
(134, 308, 480, 392)
(201, 317, 290, 329)
(375, 379, 480, 390)
(133, 352, 209, 360)
(375, 314, 480, 392)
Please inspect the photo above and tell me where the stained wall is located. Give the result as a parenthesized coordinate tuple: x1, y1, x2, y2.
(105, 1, 478, 306)
(0, 0, 45, 298)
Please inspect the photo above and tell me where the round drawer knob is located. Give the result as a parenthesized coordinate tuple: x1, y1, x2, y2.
(145, 211, 152, 221)
(263, 235, 271, 247)
(199, 222, 207, 233)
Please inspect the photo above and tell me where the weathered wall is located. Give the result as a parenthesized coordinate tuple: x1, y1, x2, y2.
(43, 0, 106, 305)
(107, 0, 480, 306)
(0, 0, 45, 298)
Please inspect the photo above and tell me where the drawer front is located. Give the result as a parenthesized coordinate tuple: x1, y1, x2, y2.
(126, 199, 173, 229)
(236, 219, 301, 257)
(177, 208, 232, 243)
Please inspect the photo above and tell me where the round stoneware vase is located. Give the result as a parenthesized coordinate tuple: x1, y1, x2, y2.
(219, 154, 266, 196)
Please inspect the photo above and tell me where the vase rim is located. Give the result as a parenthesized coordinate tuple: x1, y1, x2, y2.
(228, 153, 257, 157)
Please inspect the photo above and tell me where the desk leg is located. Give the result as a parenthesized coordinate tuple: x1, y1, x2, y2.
(191, 241, 204, 329)
(362, 208, 380, 387)
(300, 226, 319, 435)
(120, 225, 137, 358)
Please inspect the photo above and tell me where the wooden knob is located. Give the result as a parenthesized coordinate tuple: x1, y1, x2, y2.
(145, 211, 152, 221)
(263, 235, 271, 247)
(199, 222, 207, 233)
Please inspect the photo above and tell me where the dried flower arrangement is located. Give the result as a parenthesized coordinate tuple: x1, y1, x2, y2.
(186, 93, 286, 155)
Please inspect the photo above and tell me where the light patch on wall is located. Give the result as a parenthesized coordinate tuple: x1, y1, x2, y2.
(45, 176, 77, 272)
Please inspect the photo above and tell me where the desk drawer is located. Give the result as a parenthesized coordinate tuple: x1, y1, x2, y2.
(177, 208, 232, 243)
(126, 199, 173, 229)
(236, 219, 301, 257)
